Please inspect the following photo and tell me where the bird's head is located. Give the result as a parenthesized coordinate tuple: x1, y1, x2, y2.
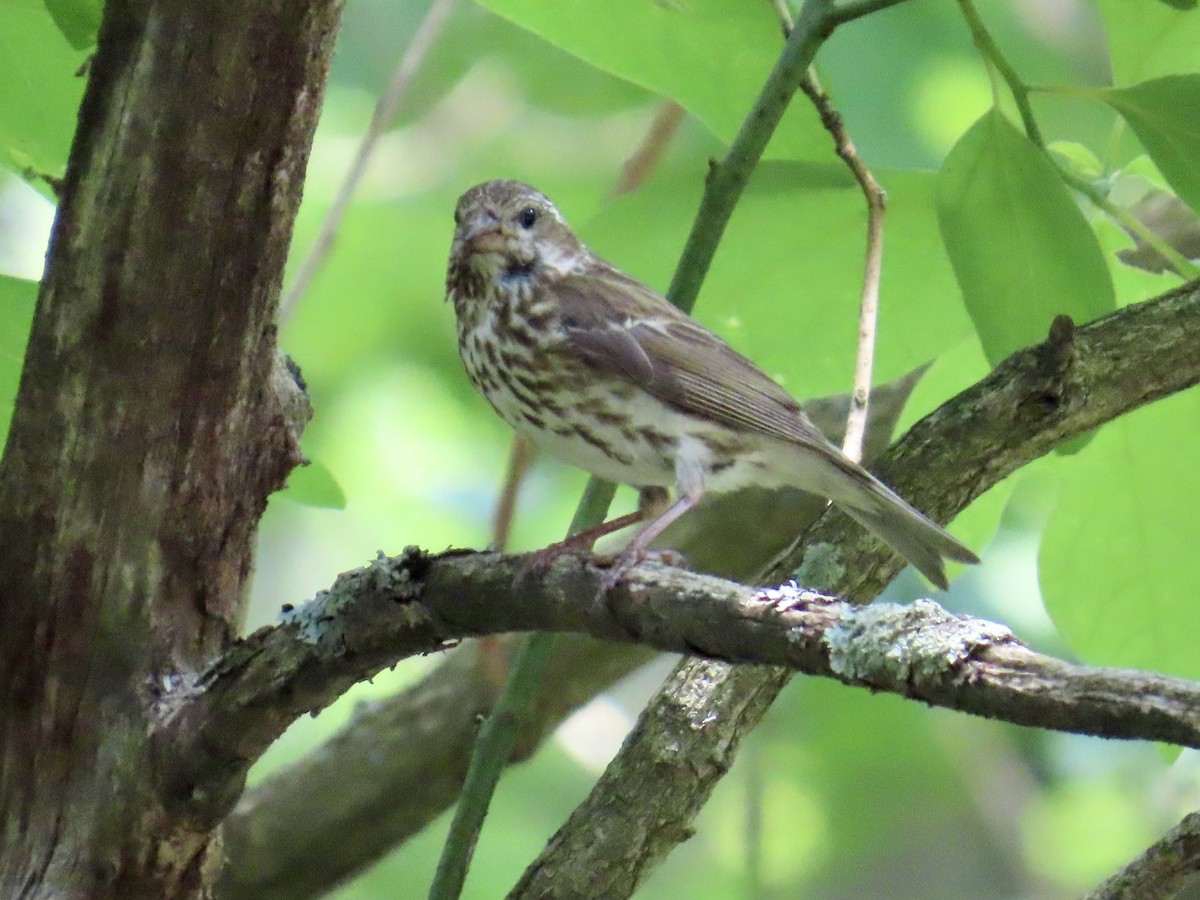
(448, 180, 586, 290)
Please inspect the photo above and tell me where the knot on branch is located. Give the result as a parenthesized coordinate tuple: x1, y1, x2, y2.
(1019, 313, 1076, 419)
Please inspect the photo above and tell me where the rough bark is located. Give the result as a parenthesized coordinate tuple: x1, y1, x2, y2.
(176, 549, 1200, 758)
(0, 2, 341, 896)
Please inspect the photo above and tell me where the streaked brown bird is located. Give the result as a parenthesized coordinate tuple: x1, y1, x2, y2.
(446, 179, 978, 589)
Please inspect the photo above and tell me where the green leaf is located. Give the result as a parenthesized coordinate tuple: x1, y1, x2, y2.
(472, 0, 826, 159)
(1099, 0, 1200, 83)
(0, 3, 89, 182)
(279, 457, 347, 509)
(43, 0, 103, 50)
(0, 274, 38, 451)
(1040, 387, 1200, 680)
(935, 109, 1116, 366)
(1099, 76, 1200, 214)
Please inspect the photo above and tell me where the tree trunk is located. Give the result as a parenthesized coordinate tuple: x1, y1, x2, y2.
(0, 2, 341, 895)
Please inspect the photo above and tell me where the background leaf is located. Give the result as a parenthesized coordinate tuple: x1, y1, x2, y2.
(936, 109, 1115, 366)
(0, 2, 89, 183)
(43, 0, 103, 50)
(1039, 387, 1200, 680)
(472, 0, 826, 160)
(1100, 76, 1200, 214)
(1098, 0, 1200, 84)
(278, 457, 348, 509)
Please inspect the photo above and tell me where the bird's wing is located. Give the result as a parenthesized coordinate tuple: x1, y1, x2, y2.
(550, 267, 838, 455)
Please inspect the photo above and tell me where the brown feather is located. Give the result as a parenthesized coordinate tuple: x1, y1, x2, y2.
(550, 263, 841, 457)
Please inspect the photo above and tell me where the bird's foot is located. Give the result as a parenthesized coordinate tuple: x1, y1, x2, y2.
(594, 547, 687, 591)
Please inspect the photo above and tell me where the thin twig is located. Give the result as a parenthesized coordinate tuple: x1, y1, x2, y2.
(609, 101, 687, 199)
(798, 68, 885, 463)
(491, 434, 536, 554)
(278, 0, 458, 323)
(774, 0, 884, 463)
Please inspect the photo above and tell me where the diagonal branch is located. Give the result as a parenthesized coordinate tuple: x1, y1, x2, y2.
(513, 279, 1200, 895)
(1085, 813, 1200, 900)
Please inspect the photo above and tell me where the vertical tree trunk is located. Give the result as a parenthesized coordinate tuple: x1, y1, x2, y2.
(0, 2, 342, 895)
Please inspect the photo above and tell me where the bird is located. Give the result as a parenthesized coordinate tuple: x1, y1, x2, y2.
(445, 179, 978, 589)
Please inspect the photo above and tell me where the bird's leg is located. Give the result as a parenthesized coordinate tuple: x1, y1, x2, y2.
(521, 487, 669, 571)
(598, 483, 701, 590)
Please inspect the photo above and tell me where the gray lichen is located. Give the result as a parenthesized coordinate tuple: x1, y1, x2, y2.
(825, 599, 1014, 684)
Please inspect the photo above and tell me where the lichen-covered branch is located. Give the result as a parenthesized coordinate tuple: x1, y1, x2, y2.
(171, 540, 1200, 843)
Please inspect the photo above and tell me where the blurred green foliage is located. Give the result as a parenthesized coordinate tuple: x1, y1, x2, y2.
(2, 0, 1200, 897)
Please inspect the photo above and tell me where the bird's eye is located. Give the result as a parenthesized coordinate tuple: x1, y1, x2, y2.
(518, 206, 538, 229)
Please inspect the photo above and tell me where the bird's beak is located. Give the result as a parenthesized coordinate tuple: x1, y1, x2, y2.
(463, 224, 510, 255)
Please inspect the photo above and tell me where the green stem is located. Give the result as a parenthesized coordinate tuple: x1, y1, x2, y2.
(430, 0, 857, 894)
(956, 0, 1042, 146)
(428, 479, 615, 900)
(1059, 170, 1200, 279)
(667, 0, 836, 311)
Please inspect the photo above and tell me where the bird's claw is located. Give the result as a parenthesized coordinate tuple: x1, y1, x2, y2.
(594, 548, 686, 591)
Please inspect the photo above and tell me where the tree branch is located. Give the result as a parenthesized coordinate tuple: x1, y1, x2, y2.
(172, 542, 1200, 787)
(217, 371, 923, 897)
(0, 2, 339, 893)
(1086, 813, 1200, 900)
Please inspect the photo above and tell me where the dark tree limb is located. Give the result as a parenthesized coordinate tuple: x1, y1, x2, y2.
(513, 281, 1200, 897)
(1085, 813, 1200, 900)
(0, 2, 340, 895)
(216, 636, 654, 900)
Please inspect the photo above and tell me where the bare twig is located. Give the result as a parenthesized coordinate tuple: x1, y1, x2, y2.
(800, 69, 885, 462)
(610, 101, 687, 199)
(278, 0, 457, 322)
(773, 3, 884, 462)
(1085, 812, 1200, 900)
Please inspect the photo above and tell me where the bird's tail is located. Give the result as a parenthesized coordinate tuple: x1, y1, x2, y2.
(827, 461, 978, 590)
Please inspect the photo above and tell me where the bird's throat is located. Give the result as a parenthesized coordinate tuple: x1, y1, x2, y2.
(502, 258, 538, 283)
